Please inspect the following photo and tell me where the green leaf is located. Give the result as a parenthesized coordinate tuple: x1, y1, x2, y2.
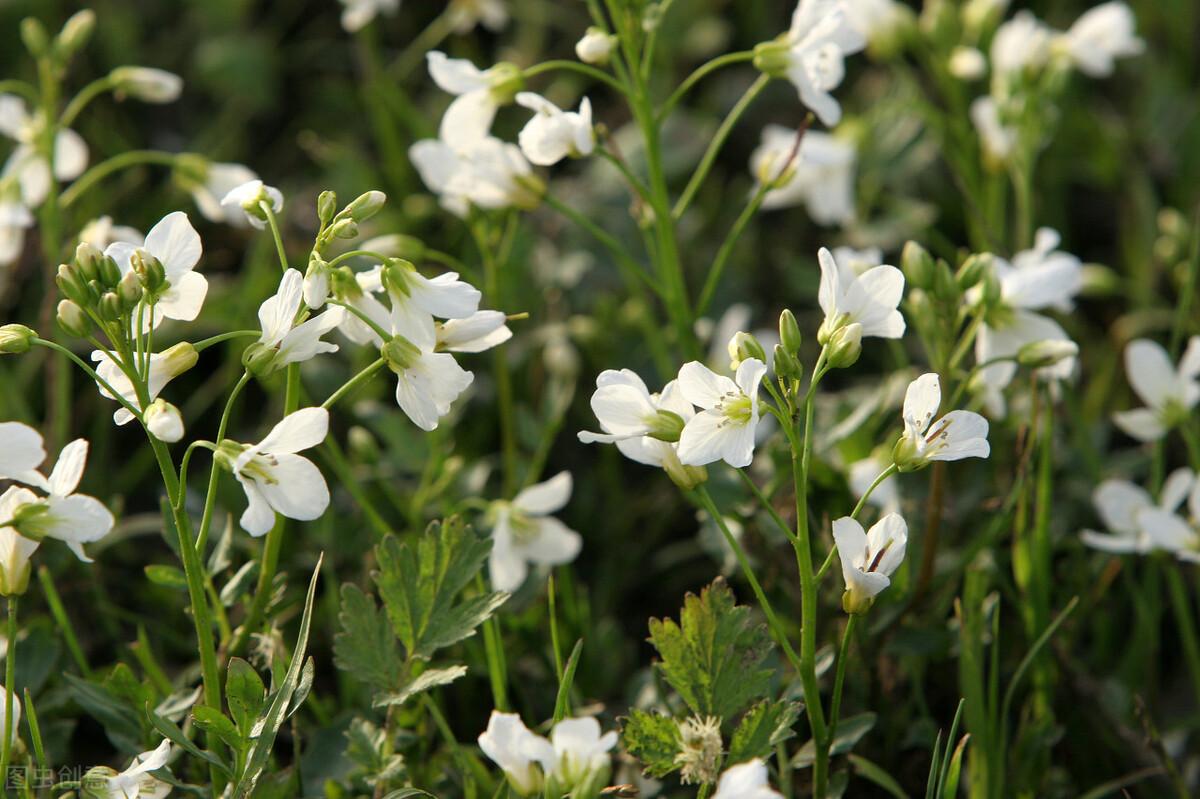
(374, 519, 508, 660)
(646, 578, 773, 719)
(192, 705, 242, 751)
(940, 735, 969, 799)
(234, 555, 323, 796)
(333, 584, 403, 692)
(144, 564, 188, 590)
(373, 664, 468, 708)
(621, 710, 682, 778)
(287, 657, 316, 720)
(849, 754, 910, 799)
(727, 700, 801, 763)
(553, 640, 583, 723)
(146, 703, 233, 778)
(346, 717, 406, 786)
(63, 673, 142, 754)
(792, 713, 877, 768)
(226, 657, 266, 735)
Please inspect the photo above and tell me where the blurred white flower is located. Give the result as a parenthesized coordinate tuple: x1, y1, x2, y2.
(949, 46, 987, 80)
(436, 310, 512, 353)
(1082, 469, 1200, 561)
(254, 268, 344, 369)
(712, 759, 784, 799)
(578, 369, 695, 467)
(516, 93, 594, 166)
(676, 359, 767, 468)
(449, 0, 508, 33)
(0, 93, 88, 206)
(105, 211, 208, 327)
(779, 0, 866, 125)
(1058, 1, 1143, 77)
(848, 455, 899, 512)
(750, 125, 856, 225)
(831, 246, 883, 275)
(410, 136, 540, 217)
(1112, 337, 1200, 442)
(844, 0, 909, 47)
(833, 513, 907, 613)
(93, 342, 198, 425)
(339, 0, 400, 33)
(426, 52, 521, 149)
(893, 373, 990, 470)
(0, 200, 34, 267)
(548, 716, 618, 788)
(97, 739, 173, 799)
(487, 472, 581, 591)
(990, 10, 1053, 75)
(185, 161, 259, 224)
(970, 96, 1016, 162)
(223, 408, 330, 536)
(220, 179, 284, 230)
(575, 27, 617, 65)
(816, 246, 905, 342)
(79, 215, 143, 249)
(478, 711, 554, 796)
(109, 66, 183, 103)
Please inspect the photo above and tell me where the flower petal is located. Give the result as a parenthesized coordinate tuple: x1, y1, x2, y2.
(47, 439, 88, 497)
(255, 407, 330, 454)
(513, 472, 572, 516)
(257, 454, 330, 522)
(519, 517, 582, 565)
(676, 361, 737, 409)
(144, 211, 202, 281)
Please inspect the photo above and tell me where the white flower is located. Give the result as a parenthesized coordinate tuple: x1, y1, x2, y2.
(186, 161, 259, 224)
(79, 216, 144, 249)
(437, 310, 512, 353)
(220, 179, 284, 230)
(970, 96, 1016, 162)
(712, 759, 785, 799)
(516, 93, 595, 166)
(894, 373, 990, 469)
(949, 46, 988, 80)
(575, 27, 617, 65)
(478, 711, 554, 797)
(817, 246, 905, 341)
(848, 455, 899, 512)
(488, 472, 581, 592)
(0, 93, 88, 207)
(370, 260, 481, 322)
(384, 306, 475, 431)
(225, 408, 331, 536)
(339, 0, 400, 32)
(549, 716, 618, 788)
(1058, 1, 1143, 77)
(109, 66, 183, 103)
(144, 399, 184, 443)
(974, 228, 1083, 413)
(833, 513, 907, 613)
(1082, 469, 1200, 559)
(426, 51, 517, 149)
(0, 685, 20, 748)
(990, 10, 1053, 75)
(254, 268, 345, 368)
(98, 739, 173, 799)
(1112, 337, 1200, 442)
(779, 0, 867, 125)
(0, 421, 50, 489)
(104, 211, 208, 327)
(750, 126, 856, 225)
(831, 246, 883, 275)
(578, 369, 695, 468)
(0, 200, 34, 267)
(92, 342, 198, 425)
(844, 0, 909, 46)
(676, 359, 767, 468)
(0, 488, 40, 595)
(410, 136, 540, 217)
(449, 0, 508, 33)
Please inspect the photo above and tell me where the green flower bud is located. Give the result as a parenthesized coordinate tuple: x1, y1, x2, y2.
(54, 9, 95, 59)
(346, 190, 387, 222)
(327, 218, 359, 240)
(381, 336, 421, 373)
(381, 259, 416, 298)
(74, 242, 104, 283)
(97, 292, 123, 323)
(56, 300, 91, 338)
(329, 265, 364, 301)
(931, 258, 959, 303)
(131, 250, 167, 294)
(662, 448, 708, 491)
(778, 309, 802, 355)
(646, 410, 686, 443)
(241, 341, 280, 377)
(0, 324, 36, 355)
(772, 344, 800, 379)
(956, 252, 992, 290)
(56, 263, 90, 305)
(979, 268, 1003, 307)
(160, 342, 199, 378)
(108, 66, 182, 103)
(118, 270, 143, 311)
(901, 241, 935, 290)
(727, 331, 766, 370)
(317, 190, 338, 227)
(753, 38, 791, 77)
(826, 322, 863, 369)
(20, 18, 49, 58)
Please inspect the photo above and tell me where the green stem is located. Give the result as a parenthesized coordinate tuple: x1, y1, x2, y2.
(37, 567, 91, 677)
(58, 150, 180, 208)
(192, 372, 252, 556)
(816, 465, 901, 581)
(59, 75, 116, 128)
(330, 300, 393, 343)
(387, 7, 456, 80)
(193, 330, 261, 353)
(826, 615, 857, 754)
(522, 60, 625, 93)
(696, 184, 769, 317)
(548, 573, 564, 682)
(262, 202, 290, 272)
(540, 193, 659, 294)
(322, 358, 386, 410)
(735, 468, 798, 545)
(1165, 565, 1200, 705)
(695, 486, 804, 674)
(673, 73, 770, 220)
(0, 597, 16, 781)
(656, 50, 755, 123)
(32, 338, 144, 423)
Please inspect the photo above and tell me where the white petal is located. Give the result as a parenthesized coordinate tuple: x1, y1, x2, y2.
(1112, 408, 1166, 442)
(816, 247, 840, 319)
(590, 384, 656, 435)
(156, 271, 209, 322)
(1093, 479, 1152, 536)
(519, 517, 582, 565)
(1124, 339, 1177, 410)
(488, 519, 528, 593)
(929, 410, 990, 461)
(676, 361, 737, 409)
(257, 454, 330, 522)
(0, 422, 48, 489)
(1137, 508, 1197, 552)
(45, 494, 114, 557)
(513, 472, 572, 516)
(1160, 468, 1195, 514)
(677, 410, 733, 466)
(1080, 529, 1140, 554)
(902, 373, 941, 436)
(53, 129, 89, 180)
(255, 407, 330, 454)
(865, 513, 907, 576)
(408, 270, 482, 319)
(236, 475, 276, 536)
(144, 211, 202, 281)
(258, 269, 304, 346)
(47, 439, 88, 497)
(426, 51, 489, 94)
(440, 91, 498, 151)
(278, 307, 344, 365)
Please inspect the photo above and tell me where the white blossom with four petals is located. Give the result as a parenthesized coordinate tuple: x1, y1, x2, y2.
(487, 472, 581, 592)
(105, 211, 208, 328)
(1112, 337, 1200, 442)
(780, 0, 867, 126)
(256, 269, 345, 368)
(1058, 1, 1143, 78)
(0, 93, 88, 207)
(750, 125, 856, 225)
(817, 246, 905, 340)
(578, 369, 695, 467)
(833, 513, 907, 612)
(515, 93, 595, 166)
(676, 359, 767, 468)
(895, 373, 990, 468)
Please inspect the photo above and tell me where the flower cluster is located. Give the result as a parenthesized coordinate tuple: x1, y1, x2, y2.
(477, 710, 617, 798)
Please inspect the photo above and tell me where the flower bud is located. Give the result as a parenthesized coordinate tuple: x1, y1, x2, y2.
(752, 39, 791, 77)
(381, 259, 416, 298)
(575, 27, 617, 65)
(57, 263, 90, 305)
(161, 342, 199, 379)
(144, 399, 185, 443)
(20, 18, 49, 58)
(56, 300, 91, 338)
(55, 10, 95, 59)
(118, 270, 143, 311)
(98, 254, 122, 289)
(956, 252, 992, 290)
(948, 46, 987, 80)
(727, 331, 766, 371)
(330, 265, 364, 302)
(381, 336, 421, 373)
(327, 218, 359, 240)
(931, 258, 959, 303)
(772, 344, 800, 379)
(241, 341, 280, 377)
(646, 410, 686, 443)
(304, 256, 330, 309)
(1016, 339, 1078, 369)
(663, 448, 707, 491)
(97, 292, 124, 323)
(901, 241, 935, 290)
(979, 268, 1003, 307)
(317, 190, 337, 227)
(0, 324, 36, 355)
(826, 322, 863, 369)
(346, 190, 387, 222)
(0, 550, 31, 596)
(778, 309, 802, 355)
(131, 250, 167, 294)
(74, 242, 104, 283)
(109, 66, 183, 103)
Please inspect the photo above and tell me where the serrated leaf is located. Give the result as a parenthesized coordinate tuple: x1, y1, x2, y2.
(374, 520, 508, 660)
(346, 717, 407, 787)
(226, 658, 266, 735)
(192, 705, 242, 751)
(621, 710, 682, 778)
(334, 584, 402, 692)
(647, 578, 773, 719)
(792, 713, 877, 768)
(728, 700, 801, 763)
(374, 664, 468, 708)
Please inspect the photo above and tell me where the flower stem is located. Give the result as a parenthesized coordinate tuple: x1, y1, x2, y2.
(0, 597, 17, 781)
(826, 614, 857, 754)
(1165, 564, 1200, 705)
(192, 371, 252, 556)
(193, 330, 260, 353)
(261, 202, 290, 272)
(59, 75, 116, 128)
(58, 150, 181, 208)
(656, 50, 756, 123)
(522, 59, 625, 93)
(322, 358, 386, 410)
(696, 183, 769, 317)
